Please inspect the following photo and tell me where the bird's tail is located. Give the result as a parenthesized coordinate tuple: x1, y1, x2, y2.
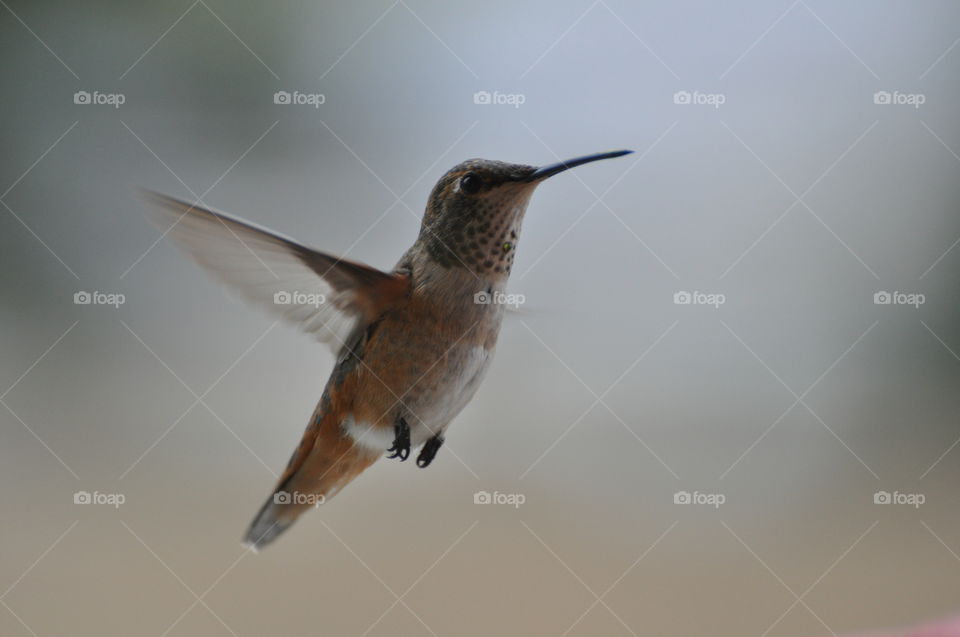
(243, 408, 380, 551)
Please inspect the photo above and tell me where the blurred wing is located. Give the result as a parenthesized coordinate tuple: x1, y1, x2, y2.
(144, 191, 408, 354)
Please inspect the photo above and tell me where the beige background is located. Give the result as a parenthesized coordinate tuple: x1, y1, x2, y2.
(1, 1, 959, 635)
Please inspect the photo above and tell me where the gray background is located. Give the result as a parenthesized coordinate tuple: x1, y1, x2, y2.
(1, 1, 959, 635)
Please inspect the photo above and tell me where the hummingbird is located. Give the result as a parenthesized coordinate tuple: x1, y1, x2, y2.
(145, 149, 632, 550)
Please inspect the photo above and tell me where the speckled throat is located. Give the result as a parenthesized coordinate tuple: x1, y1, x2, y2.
(417, 159, 537, 278)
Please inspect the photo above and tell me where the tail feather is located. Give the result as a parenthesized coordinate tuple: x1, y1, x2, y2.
(244, 500, 296, 551)
(243, 409, 381, 551)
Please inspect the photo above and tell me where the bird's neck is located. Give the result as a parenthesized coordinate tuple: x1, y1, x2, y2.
(400, 243, 508, 305)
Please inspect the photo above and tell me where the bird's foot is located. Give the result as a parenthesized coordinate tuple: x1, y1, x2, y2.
(416, 433, 444, 468)
(387, 417, 410, 461)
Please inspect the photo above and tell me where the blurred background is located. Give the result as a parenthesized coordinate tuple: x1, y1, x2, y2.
(1, 1, 959, 635)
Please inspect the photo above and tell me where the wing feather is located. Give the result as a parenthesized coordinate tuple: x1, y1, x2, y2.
(144, 191, 407, 354)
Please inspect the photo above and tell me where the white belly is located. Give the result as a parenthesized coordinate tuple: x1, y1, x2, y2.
(344, 344, 494, 452)
(407, 344, 492, 445)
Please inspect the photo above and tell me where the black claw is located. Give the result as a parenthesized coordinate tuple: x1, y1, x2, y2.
(387, 417, 411, 461)
(416, 433, 444, 468)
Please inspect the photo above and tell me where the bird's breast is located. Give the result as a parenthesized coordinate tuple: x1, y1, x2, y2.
(348, 280, 504, 445)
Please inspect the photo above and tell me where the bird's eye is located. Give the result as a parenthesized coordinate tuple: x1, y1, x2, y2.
(460, 173, 482, 194)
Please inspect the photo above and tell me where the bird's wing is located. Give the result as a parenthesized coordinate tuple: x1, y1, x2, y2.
(144, 191, 408, 354)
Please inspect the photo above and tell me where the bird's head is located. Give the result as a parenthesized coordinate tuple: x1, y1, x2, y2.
(417, 150, 632, 279)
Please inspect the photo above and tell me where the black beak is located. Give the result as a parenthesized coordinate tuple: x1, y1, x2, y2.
(527, 149, 633, 181)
